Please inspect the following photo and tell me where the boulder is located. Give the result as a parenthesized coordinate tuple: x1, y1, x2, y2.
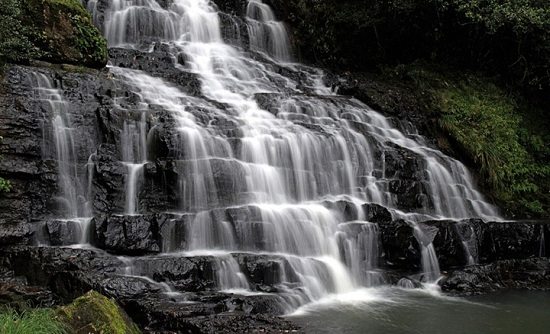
(57, 290, 141, 334)
(93, 214, 164, 255)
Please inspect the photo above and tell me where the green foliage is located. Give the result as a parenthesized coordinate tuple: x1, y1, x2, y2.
(392, 65, 550, 217)
(0, 177, 10, 192)
(0, 0, 107, 67)
(0, 0, 42, 63)
(57, 291, 141, 334)
(0, 308, 66, 334)
(285, 0, 550, 95)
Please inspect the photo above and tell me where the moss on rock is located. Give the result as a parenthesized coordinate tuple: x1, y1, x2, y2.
(0, 0, 107, 68)
(56, 291, 141, 334)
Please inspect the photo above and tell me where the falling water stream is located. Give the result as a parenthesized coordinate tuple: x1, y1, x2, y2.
(31, 72, 94, 245)
(31, 0, 505, 313)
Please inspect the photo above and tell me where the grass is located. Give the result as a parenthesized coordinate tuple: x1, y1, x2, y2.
(0, 308, 66, 334)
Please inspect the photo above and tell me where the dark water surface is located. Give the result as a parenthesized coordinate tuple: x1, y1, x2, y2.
(289, 288, 550, 334)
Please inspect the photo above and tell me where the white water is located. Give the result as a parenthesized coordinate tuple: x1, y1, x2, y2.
(80, 0, 502, 311)
(120, 112, 148, 214)
(31, 73, 93, 244)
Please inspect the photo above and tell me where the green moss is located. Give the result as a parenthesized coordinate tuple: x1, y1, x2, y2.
(0, 308, 66, 334)
(57, 291, 141, 334)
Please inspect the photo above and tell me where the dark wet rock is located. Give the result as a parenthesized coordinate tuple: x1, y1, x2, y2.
(440, 258, 550, 296)
(481, 221, 548, 263)
(363, 203, 393, 224)
(235, 253, 299, 291)
(109, 47, 202, 96)
(0, 247, 123, 302)
(378, 219, 420, 271)
(100, 275, 164, 300)
(0, 221, 33, 246)
(383, 144, 431, 211)
(91, 144, 126, 214)
(123, 295, 299, 333)
(45, 219, 82, 246)
(421, 220, 469, 269)
(0, 281, 59, 310)
(93, 214, 165, 255)
(131, 255, 218, 292)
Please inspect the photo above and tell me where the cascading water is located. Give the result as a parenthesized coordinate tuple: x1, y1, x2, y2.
(83, 0, 501, 310)
(31, 72, 93, 245)
(120, 112, 148, 215)
(246, 0, 292, 61)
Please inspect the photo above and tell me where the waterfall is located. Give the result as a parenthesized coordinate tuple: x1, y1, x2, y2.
(411, 223, 441, 282)
(31, 72, 93, 245)
(246, 0, 292, 61)
(120, 113, 148, 215)
(89, 0, 502, 310)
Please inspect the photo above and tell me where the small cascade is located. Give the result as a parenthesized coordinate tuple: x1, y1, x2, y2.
(120, 113, 148, 215)
(338, 222, 384, 286)
(117, 256, 185, 298)
(456, 220, 478, 265)
(411, 223, 441, 283)
(31, 72, 93, 245)
(215, 255, 250, 291)
(246, 0, 292, 61)
(397, 278, 416, 289)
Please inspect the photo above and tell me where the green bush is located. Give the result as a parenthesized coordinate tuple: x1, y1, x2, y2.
(0, 0, 107, 67)
(284, 0, 550, 95)
(0, 308, 66, 334)
(0, 0, 42, 63)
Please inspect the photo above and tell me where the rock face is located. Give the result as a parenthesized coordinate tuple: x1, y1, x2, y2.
(93, 215, 164, 255)
(0, 246, 299, 333)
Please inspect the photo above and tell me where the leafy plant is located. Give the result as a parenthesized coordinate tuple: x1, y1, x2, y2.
(0, 0, 41, 64)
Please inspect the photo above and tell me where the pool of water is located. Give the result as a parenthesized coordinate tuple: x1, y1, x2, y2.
(289, 288, 550, 334)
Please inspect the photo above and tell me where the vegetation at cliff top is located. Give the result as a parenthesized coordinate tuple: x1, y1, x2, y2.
(285, 0, 550, 97)
(0, 308, 66, 334)
(0, 0, 107, 68)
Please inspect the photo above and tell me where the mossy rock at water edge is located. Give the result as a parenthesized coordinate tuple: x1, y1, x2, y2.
(56, 290, 141, 334)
